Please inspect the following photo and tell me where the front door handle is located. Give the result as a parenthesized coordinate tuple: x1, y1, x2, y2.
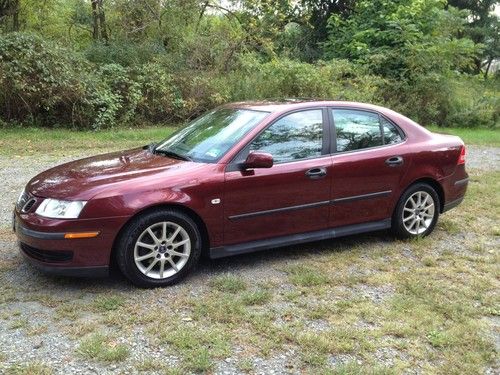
(385, 156, 404, 167)
(306, 167, 327, 179)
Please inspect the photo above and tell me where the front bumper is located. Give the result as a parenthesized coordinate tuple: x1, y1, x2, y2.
(20, 243, 109, 277)
(13, 209, 129, 277)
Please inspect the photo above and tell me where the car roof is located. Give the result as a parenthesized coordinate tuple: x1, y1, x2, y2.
(222, 99, 391, 115)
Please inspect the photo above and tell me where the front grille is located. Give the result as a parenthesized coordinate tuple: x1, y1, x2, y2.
(20, 243, 73, 263)
(22, 198, 37, 213)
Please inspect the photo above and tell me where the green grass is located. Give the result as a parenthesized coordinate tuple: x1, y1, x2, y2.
(77, 333, 129, 363)
(427, 126, 500, 146)
(2, 362, 53, 375)
(210, 274, 247, 293)
(93, 294, 125, 312)
(0, 125, 177, 156)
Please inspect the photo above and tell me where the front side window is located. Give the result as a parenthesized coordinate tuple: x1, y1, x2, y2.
(334, 110, 383, 152)
(250, 110, 323, 163)
(156, 108, 269, 163)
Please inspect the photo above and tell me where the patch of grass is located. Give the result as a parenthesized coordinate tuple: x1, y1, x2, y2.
(93, 294, 125, 312)
(421, 256, 437, 267)
(192, 294, 246, 324)
(77, 333, 129, 363)
(283, 264, 329, 287)
(325, 362, 396, 375)
(438, 218, 461, 234)
(237, 358, 254, 372)
(55, 302, 81, 320)
(241, 288, 272, 306)
(427, 126, 500, 147)
(183, 347, 212, 372)
(156, 323, 230, 372)
(0, 126, 177, 156)
(3, 362, 53, 375)
(26, 325, 48, 336)
(135, 359, 182, 374)
(427, 329, 451, 348)
(9, 318, 28, 330)
(64, 320, 98, 338)
(210, 274, 247, 293)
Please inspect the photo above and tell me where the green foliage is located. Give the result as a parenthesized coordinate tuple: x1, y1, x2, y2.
(0, 1, 498, 129)
(0, 33, 120, 129)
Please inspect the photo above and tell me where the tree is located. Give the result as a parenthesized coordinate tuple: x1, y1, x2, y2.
(323, 0, 480, 78)
(0, 0, 20, 31)
(448, 0, 500, 76)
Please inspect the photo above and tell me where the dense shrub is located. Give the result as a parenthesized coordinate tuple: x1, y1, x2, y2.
(0, 33, 121, 129)
(226, 56, 386, 104)
(0, 33, 498, 129)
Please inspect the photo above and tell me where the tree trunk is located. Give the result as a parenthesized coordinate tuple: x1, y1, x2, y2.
(98, 0, 108, 42)
(91, 0, 99, 40)
(91, 0, 107, 42)
(484, 58, 493, 79)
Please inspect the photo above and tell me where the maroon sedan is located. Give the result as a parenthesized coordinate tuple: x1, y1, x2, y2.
(13, 101, 468, 287)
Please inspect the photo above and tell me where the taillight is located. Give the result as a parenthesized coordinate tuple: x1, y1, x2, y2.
(457, 145, 466, 165)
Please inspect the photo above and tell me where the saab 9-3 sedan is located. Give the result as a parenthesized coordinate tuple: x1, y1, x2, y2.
(13, 100, 468, 287)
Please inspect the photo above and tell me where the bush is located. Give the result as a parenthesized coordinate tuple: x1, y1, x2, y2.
(382, 74, 499, 128)
(134, 62, 184, 122)
(0, 33, 497, 130)
(226, 56, 386, 104)
(0, 33, 121, 129)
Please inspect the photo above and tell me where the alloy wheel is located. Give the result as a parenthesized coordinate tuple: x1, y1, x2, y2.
(402, 191, 435, 235)
(134, 221, 191, 279)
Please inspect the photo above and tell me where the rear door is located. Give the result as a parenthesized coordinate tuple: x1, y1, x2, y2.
(329, 108, 411, 227)
(223, 108, 333, 245)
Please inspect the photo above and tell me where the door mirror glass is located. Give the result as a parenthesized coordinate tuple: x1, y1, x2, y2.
(243, 151, 273, 169)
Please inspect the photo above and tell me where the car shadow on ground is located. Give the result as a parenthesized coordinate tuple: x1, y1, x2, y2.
(17, 230, 395, 293)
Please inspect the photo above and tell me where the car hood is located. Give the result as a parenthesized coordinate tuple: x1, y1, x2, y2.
(27, 148, 198, 201)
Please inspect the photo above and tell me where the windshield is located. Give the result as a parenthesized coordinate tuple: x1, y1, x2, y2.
(155, 108, 269, 163)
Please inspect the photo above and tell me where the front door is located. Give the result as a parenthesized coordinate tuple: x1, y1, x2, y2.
(329, 108, 411, 227)
(223, 109, 332, 246)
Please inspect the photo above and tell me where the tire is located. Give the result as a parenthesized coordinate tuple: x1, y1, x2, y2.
(392, 183, 440, 239)
(116, 208, 202, 288)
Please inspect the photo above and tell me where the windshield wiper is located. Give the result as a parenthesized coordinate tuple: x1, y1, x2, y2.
(144, 142, 157, 153)
(154, 148, 192, 161)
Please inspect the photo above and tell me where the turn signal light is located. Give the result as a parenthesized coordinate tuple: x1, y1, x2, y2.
(64, 231, 100, 239)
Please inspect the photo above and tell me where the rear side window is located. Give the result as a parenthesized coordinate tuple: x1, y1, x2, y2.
(381, 116, 403, 144)
(334, 110, 382, 152)
(333, 109, 403, 152)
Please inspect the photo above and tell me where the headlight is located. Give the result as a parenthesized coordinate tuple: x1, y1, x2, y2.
(35, 199, 87, 219)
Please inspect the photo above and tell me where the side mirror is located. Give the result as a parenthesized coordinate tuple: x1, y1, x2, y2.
(243, 151, 273, 169)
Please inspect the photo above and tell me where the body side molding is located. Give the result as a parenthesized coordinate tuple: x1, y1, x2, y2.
(228, 190, 392, 221)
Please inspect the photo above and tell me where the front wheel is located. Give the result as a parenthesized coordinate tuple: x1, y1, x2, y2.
(116, 209, 202, 288)
(392, 183, 440, 239)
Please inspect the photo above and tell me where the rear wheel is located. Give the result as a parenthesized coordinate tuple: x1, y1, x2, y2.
(116, 209, 201, 287)
(392, 183, 440, 239)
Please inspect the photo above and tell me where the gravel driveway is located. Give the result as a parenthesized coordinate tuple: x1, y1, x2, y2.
(0, 145, 498, 374)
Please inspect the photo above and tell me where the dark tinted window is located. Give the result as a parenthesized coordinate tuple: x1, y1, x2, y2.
(334, 110, 382, 152)
(381, 117, 403, 144)
(250, 110, 323, 163)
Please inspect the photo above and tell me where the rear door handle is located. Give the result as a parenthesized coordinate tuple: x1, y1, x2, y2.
(385, 156, 404, 167)
(306, 167, 327, 179)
